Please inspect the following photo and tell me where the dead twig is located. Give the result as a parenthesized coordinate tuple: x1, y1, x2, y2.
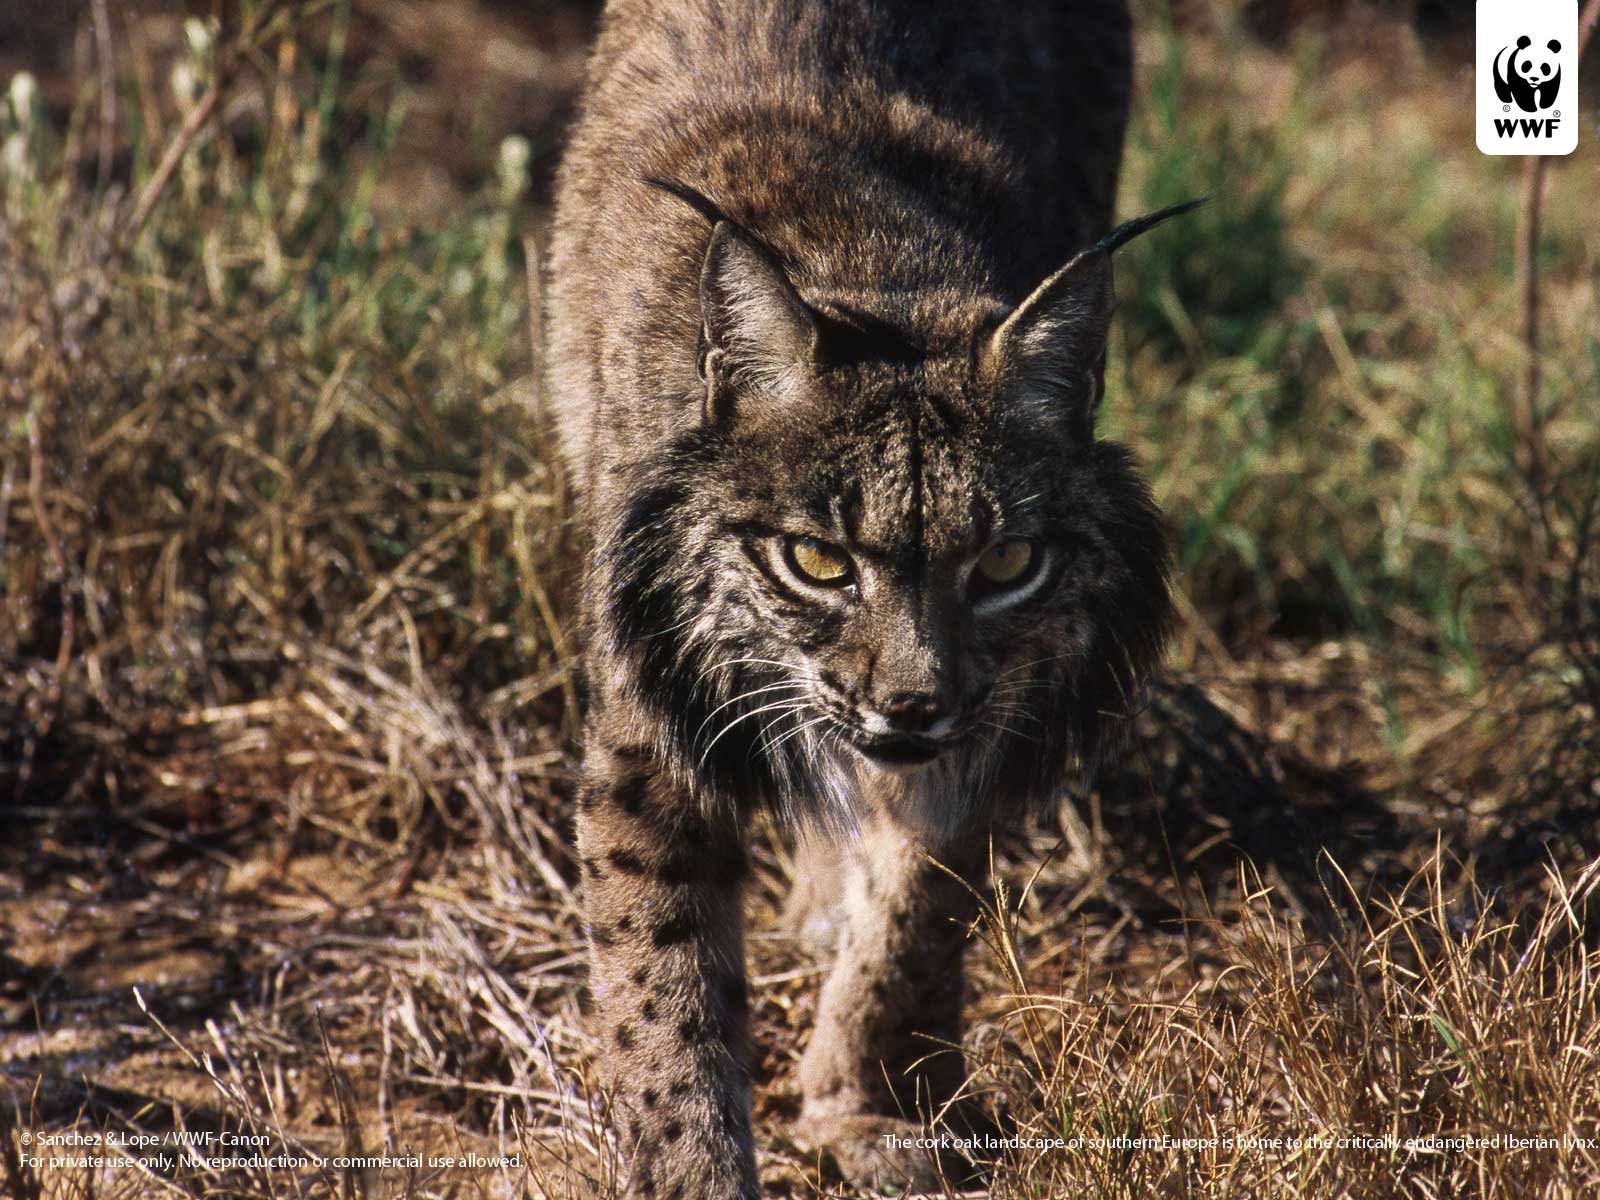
(1514, 158, 1545, 487)
(27, 396, 72, 723)
(1514, 0, 1600, 498)
(91, 0, 117, 189)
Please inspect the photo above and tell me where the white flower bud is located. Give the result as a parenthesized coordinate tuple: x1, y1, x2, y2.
(7, 71, 37, 127)
(184, 16, 218, 59)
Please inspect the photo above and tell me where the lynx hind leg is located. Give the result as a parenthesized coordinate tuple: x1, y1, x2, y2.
(795, 814, 990, 1190)
(577, 740, 758, 1200)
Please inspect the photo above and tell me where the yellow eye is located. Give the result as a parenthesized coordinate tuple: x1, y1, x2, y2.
(788, 538, 853, 585)
(976, 539, 1035, 585)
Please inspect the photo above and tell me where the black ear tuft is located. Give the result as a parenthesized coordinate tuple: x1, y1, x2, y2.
(1548, 39, 1561, 52)
(641, 175, 733, 228)
(642, 177, 823, 427)
(1094, 197, 1209, 256)
(982, 198, 1205, 432)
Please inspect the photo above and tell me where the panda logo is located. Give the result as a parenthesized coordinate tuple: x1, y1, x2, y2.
(1494, 36, 1562, 113)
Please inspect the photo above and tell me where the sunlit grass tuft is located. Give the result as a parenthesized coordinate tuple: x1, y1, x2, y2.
(961, 852, 1600, 1197)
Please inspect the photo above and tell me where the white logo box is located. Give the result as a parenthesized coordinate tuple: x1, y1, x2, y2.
(1477, 0, 1580, 155)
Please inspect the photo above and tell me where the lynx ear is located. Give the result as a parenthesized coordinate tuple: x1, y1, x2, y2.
(698, 222, 818, 426)
(983, 246, 1115, 431)
(983, 200, 1206, 434)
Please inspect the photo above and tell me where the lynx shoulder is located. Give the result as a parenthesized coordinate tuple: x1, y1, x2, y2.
(545, 1, 1183, 1193)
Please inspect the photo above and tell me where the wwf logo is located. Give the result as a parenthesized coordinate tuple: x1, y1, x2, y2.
(1493, 36, 1562, 113)
(1476, 1, 1576, 155)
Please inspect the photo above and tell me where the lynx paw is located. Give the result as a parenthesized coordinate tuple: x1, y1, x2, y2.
(796, 1113, 965, 1194)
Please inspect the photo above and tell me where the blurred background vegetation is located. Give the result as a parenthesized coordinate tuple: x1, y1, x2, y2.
(1, 1, 1598, 1196)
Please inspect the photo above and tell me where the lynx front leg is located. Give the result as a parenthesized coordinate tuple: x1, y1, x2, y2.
(796, 812, 989, 1189)
(577, 740, 757, 1200)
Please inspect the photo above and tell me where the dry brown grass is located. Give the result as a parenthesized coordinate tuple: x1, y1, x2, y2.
(2, 2, 1598, 1198)
(958, 852, 1600, 1197)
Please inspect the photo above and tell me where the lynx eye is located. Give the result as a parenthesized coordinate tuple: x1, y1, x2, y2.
(787, 537, 854, 586)
(975, 539, 1035, 586)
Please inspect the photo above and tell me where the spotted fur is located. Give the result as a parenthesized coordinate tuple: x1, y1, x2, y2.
(546, 0, 1182, 1192)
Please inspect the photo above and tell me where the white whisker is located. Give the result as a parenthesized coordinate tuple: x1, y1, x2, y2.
(692, 657, 800, 685)
(763, 713, 833, 757)
(985, 702, 1046, 731)
(697, 698, 810, 772)
(979, 717, 1033, 748)
(691, 681, 809, 745)
(998, 652, 1078, 680)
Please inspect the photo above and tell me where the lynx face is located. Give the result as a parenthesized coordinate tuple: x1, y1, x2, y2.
(737, 382, 1056, 769)
(605, 220, 1173, 839)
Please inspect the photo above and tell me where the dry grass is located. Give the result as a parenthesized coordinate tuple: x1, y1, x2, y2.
(2, 2, 1597, 1198)
(961, 851, 1600, 1197)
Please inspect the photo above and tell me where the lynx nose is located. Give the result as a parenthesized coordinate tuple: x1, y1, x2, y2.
(880, 691, 946, 735)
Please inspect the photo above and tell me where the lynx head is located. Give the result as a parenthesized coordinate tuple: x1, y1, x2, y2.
(605, 202, 1198, 840)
